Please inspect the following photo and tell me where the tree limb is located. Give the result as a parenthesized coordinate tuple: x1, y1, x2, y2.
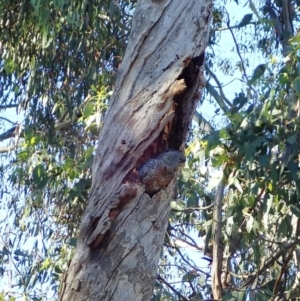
(206, 66, 232, 107)
(0, 143, 20, 153)
(212, 178, 225, 299)
(0, 104, 19, 109)
(193, 111, 214, 135)
(157, 274, 189, 301)
(206, 82, 229, 114)
(226, 15, 249, 82)
(0, 116, 16, 124)
(240, 239, 300, 289)
(0, 126, 18, 141)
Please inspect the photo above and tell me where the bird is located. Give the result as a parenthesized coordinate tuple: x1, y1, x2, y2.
(138, 149, 186, 195)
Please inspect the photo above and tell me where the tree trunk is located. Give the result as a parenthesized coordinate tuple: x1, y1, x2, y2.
(59, 1, 212, 300)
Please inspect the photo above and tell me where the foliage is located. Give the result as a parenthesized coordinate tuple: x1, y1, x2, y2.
(153, 0, 300, 300)
(1, 0, 300, 300)
(0, 0, 134, 299)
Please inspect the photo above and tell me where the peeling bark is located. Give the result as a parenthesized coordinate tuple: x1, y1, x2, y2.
(59, 1, 212, 300)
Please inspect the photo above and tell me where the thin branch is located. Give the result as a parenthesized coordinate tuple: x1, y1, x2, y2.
(157, 274, 189, 301)
(171, 203, 214, 213)
(192, 111, 214, 135)
(0, 126, 18, 141)
(0, 94, 94, 142)
(175, 228, 205, 250)
(206, 82, 229, 113)
(265, 0, 283, 43)
(0, 143, 20, 153)
(273, 246, 295, 296)
(240, 238, 300, 289)
(0, 104, 19, 109)
(177, 246, 211, 277)
(0, 116, 16, 124)
(68, 71, 89, 94)
(58, 93, 91, 123)
(165, 243, 211, 277)
(281, 0, 293, 35)
(226, 16, 249, 82)
(213, 22, 257, 32)
(206, 66, 232, 107)
(274, 218, 300, 296)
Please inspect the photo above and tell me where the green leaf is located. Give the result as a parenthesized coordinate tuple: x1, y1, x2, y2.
(279, 72, 289, 84)
(198, 274, 205, 286)
(211, 154, 227, 167)
(290, 205, 300, 218)
(187, 192, 198, 208)
(278, 219, 288, 237)
(205, 130, 221, 152)
(42, 26, 53, 49)
(219, 128, 230, 139)
(246, 215, 253, 233)
(85, 145, 95, 159)
(292, 32, 300, 43)
(83, 103, 94, 118)
(14, 249, 28, 257)
(67, 237, 77, 247)
(54, 266, 63, 274)
(232, 290, 246, 301)
(32, 164, 48, 189)
(253, 244, 260, 263)
(30, 0, 41, 10)
(293, 76, 300, 93)
(256, 292, 269, 301)
(2, 247, 9, 255)
(286, 134, 297, 145)
(170, 200, 185, 211)
(248, 64, 267, 85)
(288, 160, 298, 181)
(261, 279, 276, 291)
(258, 154, 270, 168)
(233, 178, 243, 193)
(223, 291, 237, 301)
(4, 59, 17, 75)
(182, 271, 196, 282)
(180, 168, 191, 183)
(34, 224, 40, 237)
(263, 194, 273, 215)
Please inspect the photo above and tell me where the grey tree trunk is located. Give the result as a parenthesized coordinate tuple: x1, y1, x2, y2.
(59, 1, 212, 300)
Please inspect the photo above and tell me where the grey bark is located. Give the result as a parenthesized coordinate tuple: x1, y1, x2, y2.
(212, 180, 225, 299)
(59, 0, 212, 300)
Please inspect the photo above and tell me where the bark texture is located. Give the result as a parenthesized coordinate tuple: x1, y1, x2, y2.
(59, 0, 212, 300)
(212, 180, 225, 299)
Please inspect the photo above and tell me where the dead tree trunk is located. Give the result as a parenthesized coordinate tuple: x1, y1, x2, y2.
(59, 1, 212, 300)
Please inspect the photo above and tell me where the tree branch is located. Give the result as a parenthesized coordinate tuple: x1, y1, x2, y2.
(157, 274, 189, 301)
(0, 116, 16, 124)
(274, 218, 300, 297)
(0, 104, 19, 109)
(193, 111, 214, 135)
(206, 66, 232, 107)
(0, 126, 18, 141)
(240, 239, 300, 289)
(212, 178, 225, 299)
(226, 16, 249, 82)
(213, 22, 257, 32)
(0, 143, 20, 153)
(206, 82, 229, 114)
